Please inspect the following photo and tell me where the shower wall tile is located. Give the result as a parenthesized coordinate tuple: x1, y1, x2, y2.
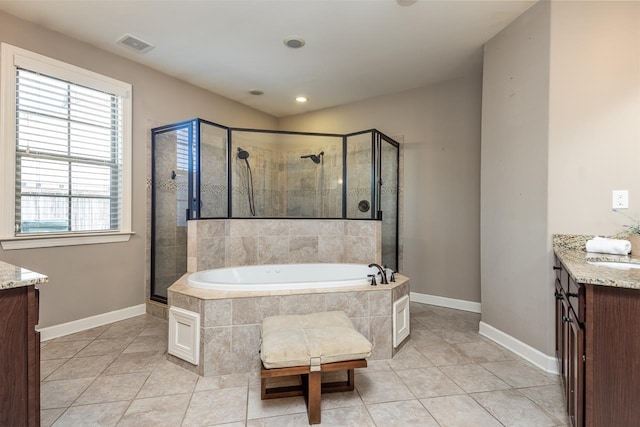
(289, 235, 319, 263)
(189, 219, 380, 271)
(197, 237, 226, 270)
(345, 236, 378, 264)
(229, 220, 260, 237)
(199, 220, 225, 238)
(257, 236, 289, 265)
(318, 236, 345, 263)
(226, 236, 258, 266)
(258, 219, 289, 236)
(288, 220, 320, 236)
(346, 221, 376, 237)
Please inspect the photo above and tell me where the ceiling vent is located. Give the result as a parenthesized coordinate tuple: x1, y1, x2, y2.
(117, 34, 154, 54)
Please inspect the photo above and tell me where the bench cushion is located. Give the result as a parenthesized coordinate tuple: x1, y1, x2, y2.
(261, 311, 373, 369)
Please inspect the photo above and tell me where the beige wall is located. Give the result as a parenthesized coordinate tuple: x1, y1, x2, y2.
(480, 1, 551, 353)
(481, 0, 640, 356)
(0, 11, 277, 328)
(280, 74, 483, 302)
(548, 1, 640, 235)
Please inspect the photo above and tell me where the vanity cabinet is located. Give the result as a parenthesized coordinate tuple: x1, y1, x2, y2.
(554, 257, 640, 427)
(0, 284, 40, 427)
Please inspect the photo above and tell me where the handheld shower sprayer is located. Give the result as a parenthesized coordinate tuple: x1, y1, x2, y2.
(300, 151, 324, 164)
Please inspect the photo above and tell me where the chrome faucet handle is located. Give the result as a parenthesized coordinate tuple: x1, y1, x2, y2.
(367, 274, 377, 286)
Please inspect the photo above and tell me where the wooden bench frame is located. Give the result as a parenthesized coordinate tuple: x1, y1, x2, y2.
(261, 359, 367, 425)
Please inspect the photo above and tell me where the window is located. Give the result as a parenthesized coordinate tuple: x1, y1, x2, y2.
(1, 43, 132, 249)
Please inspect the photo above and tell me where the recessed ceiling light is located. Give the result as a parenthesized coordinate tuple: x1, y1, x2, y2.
(284, 37, 305, 49)
(295, 96, 308, 103)
(249, 90, 264, 96)
(396, 0, 418, 6)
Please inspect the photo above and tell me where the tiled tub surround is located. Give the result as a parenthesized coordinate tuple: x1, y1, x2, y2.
(553, 234, 640, 289)
(187, 219, 382, 272)
(167, 275, 410, 376)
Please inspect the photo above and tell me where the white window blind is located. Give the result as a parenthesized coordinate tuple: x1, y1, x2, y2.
(14, 68, 123, 235)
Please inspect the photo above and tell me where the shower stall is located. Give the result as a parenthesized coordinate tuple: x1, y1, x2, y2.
(150, 119, 399, 303)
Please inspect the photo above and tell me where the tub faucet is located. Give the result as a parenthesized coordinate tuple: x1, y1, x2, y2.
(368, 263, 388, 285)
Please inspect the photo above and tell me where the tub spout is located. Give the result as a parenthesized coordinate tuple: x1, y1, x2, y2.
(368, 263, 388, 285)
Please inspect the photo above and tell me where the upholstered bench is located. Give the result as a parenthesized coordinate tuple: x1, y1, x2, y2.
(260, 311, 373, 425)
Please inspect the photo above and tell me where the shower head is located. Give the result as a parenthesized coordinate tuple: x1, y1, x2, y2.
(300, 151, 324, 164)
(237, 147, 250, 160)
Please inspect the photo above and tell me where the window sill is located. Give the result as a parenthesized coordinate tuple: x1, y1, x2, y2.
(1, 232, 134, 250)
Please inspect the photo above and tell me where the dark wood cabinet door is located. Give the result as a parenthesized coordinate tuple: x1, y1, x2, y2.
(568, 309, 584, 427)
(554, 280, 564, 376)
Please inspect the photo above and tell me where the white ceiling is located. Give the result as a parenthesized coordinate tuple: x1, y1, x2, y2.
(0, 0, 535, 118)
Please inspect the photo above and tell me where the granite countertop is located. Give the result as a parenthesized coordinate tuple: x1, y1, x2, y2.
(0, 259, 48, 290)
(553, 234, 640, 290)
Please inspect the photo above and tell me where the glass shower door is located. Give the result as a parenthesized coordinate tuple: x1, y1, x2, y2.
(151, 122, 192, 303)
(378, 133, 399, 271)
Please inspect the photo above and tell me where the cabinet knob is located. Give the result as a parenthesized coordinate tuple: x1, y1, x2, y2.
(554, 291, 563, 300)
(553, 266, 562, 271)
(563, 316, 573, 323)
(566, 292, 578, 298)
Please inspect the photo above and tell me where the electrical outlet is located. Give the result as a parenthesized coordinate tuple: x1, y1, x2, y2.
(612, 190, 629, 209)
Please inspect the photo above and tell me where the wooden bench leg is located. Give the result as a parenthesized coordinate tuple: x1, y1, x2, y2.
(307, 371, 321, 425)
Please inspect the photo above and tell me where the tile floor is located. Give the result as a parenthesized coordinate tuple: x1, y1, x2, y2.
(40, 302, 569, 427)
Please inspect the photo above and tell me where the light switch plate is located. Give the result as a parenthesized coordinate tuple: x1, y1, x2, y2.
(612, 190, 629, 209)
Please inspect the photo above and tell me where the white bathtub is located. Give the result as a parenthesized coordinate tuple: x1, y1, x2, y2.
(187, 263, 381, 291)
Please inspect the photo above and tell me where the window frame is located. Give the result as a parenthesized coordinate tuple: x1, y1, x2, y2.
(0, 43, 133, 249)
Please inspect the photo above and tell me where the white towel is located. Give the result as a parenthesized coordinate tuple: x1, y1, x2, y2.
(585, 236, 631, 255)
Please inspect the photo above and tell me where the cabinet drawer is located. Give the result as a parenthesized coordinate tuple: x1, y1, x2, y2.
(567, 277, 585, 324)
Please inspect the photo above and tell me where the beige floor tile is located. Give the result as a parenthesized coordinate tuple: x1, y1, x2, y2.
(359, 359, 392, 372)
(386, 345, 433, 370)
(315, 405, 375, 426)
(52, 401, 129, 427)
(99, 322, 146, 340)
(138, 322, 169, 337)
(440, 364, 511, 393)
(396, 367, 465, 398)
(211, 423, 246, 427)
(246, 385, 306, 420)
(74, 372, 148, 405)
(406, 328, 446, 346)
(41, 340, 92, 360)
(320, 390, 364, 410)
(367, 399, 439, 426)
(41, 378, 95, 409)
(75, 337, 135, 358)
(421, 395, 503, 427)
(481, 361, 560, 388)
(117, 393, 191, 427)
(246, 412, 310, 427)
(51, 325, 111, 343)
(195, 373, 250, 392)
(137, 362, 199, 398)
(519, 384, 571, 425)
(41, 359, 67, 380)
(455, 341, 515, 363)
(472, 389, 558, 426)
(414, 341, 473, 366)
(183, 387, 248, 426)
(40, 408, 65, 427)
(102, 350, 166, 376)
(355, 370, 414, 404)
(123, 335, 168, 353)
(46, 354, 118, 381)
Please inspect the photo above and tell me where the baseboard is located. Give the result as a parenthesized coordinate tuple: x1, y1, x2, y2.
(38, 304, 146, 341)
(410, 292, 482, 313)
(479, 321, 558, 374)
